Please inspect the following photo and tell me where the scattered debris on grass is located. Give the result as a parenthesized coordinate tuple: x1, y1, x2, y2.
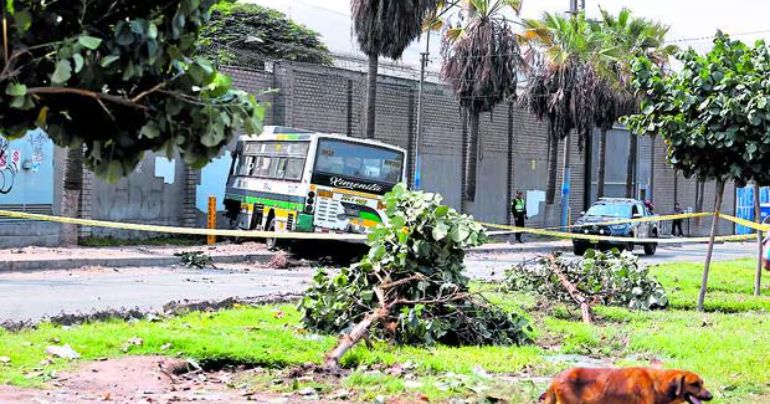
(45, 345, 80, 360)
(175, 251, 216, 269)
(505, 249, 668, 313)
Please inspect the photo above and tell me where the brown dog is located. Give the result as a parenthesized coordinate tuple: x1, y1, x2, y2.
(539, 367, 713, 404)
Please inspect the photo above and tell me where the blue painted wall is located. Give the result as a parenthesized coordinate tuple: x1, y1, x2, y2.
(736, 186, 770, 235)
(0, 130, 55, 207)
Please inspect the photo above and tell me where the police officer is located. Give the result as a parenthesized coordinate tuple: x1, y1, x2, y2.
(511, 191, 527, 243)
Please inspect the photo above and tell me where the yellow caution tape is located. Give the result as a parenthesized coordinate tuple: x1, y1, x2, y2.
(0, 209, 367, 241)
(481, 221, 755, 244)
(718, 213, 770, 232)
(0, 208, 762, 245)
(569, 211, 713, 228)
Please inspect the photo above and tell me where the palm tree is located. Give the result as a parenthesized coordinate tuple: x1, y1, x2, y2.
(520, 12, 607, 205)
(352, 0, 441, 139)
(595, 8, 674, 199)
(441, 0, 522, 203)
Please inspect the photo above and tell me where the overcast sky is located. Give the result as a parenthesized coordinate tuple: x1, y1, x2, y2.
(252, 0, 770, 69)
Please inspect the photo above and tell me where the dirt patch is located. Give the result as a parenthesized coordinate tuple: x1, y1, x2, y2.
(0, 356, 323, 403)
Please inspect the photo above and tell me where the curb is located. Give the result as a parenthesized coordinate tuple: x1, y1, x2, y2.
(0, 252, 275, 272)
(469, 244, 571, 254)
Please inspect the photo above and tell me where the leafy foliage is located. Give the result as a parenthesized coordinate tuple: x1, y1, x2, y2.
(199, 1, 332, 66)
(352, 0, 440, 59)
(0, 0, 262, 180)
(505, 249, 668, 311)
(300, 184, 532, 346)
(624, 32, 770, 186)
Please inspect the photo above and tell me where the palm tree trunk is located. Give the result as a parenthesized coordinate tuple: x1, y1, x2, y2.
(625, 134, 637, 198)
(364, 52, 379, 139)
(546, 133, 559, 205)
(755, 181, 764, 296)
(696, 179, 725, 312)
(597, 128, 608, 198)
(649, 136, 656, 202)
(61, 146, 84, 246)
(464, 111, 480, 202)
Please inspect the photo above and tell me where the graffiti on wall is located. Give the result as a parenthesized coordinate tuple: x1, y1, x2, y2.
(0, 138, 19, 194)
(0, 130, 54, 206)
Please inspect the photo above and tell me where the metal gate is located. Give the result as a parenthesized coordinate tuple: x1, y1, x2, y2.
(735, 186, 770, 234)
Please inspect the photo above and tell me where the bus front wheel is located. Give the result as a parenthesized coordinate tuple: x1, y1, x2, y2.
(266, 218, 278, 251)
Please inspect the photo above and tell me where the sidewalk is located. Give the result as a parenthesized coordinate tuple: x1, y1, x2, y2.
(0, 239, 570, 271)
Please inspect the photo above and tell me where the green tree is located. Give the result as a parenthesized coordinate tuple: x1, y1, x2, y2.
(352, 0, 440, 139)
(199, 2, 332, 66)
(625, 33, 770, 311)
(520, 11, 605, 205)
(441, 0, 522, 203)
(0, 0, 262, 244)
(596, 8, 674, 199)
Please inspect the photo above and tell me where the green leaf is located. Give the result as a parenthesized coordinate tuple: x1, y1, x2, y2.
(432, 222, 449, 241)
(5, 0, 13, 15)
(140, 122, 161, 139)
(13, 9, 31, 33)
(5, 83, 27, 97)
(51, 60, 72, 84)
(73, 54, 84, 73)
(78, 35, 103, 50)
(100, 55, 120, 68)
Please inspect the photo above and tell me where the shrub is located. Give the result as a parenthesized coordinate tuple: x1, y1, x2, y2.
(505, 249, 668, 311)
(299, 184, 531, 346)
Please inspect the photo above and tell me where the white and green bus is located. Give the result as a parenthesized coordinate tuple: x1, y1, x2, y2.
(224, 126, 407, 246)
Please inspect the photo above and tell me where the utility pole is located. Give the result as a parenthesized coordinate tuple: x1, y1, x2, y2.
(413, 32, 431, 190)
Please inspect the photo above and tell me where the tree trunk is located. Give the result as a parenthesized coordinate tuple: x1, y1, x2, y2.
(546, 133, 559, 205)
(583, 128, 593, 211)
(460, 109, 468, 213)
(61, 147, 84, 246)
(696, 180, 725, 312)
(649, 136, 656, 202)
(364, 52, 379, 139)
(464, 111, 480, 202)
(755, 181, 764, 296)
(695, 179, 706, 231)
(597, 128, 608, 198)
(625, 134, 637, 198)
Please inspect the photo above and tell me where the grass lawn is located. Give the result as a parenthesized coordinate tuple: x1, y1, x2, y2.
(1, 258, 770, 402)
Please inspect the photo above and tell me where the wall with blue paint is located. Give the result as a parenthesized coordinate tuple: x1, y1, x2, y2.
(0, 130, 55, 208)
(736, 186, 770, 235)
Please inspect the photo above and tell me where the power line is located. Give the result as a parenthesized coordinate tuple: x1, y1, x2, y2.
(666, 28, 770, 44)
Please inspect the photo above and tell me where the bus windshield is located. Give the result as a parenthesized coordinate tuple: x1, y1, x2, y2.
(314, 139, 403, 185)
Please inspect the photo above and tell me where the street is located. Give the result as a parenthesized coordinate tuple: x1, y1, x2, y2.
(0, 242, 759, 323)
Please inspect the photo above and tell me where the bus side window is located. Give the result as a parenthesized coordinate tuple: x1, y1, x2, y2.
(252, 156, 272, 177)
(276, 158, 289, 179)
(239, 156, 253, 176)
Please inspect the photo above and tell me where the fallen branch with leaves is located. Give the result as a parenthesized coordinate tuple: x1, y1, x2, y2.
(300, 185, 532, 370)
(505, 250, 668, 319)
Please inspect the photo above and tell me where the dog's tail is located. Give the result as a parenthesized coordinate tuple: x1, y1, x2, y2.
(539, 386, 557, 404)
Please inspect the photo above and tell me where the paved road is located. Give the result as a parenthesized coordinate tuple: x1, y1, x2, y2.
(0, 265, 312, 323)
(0, 242, 759, 322)
(465, 242, 760, 280)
